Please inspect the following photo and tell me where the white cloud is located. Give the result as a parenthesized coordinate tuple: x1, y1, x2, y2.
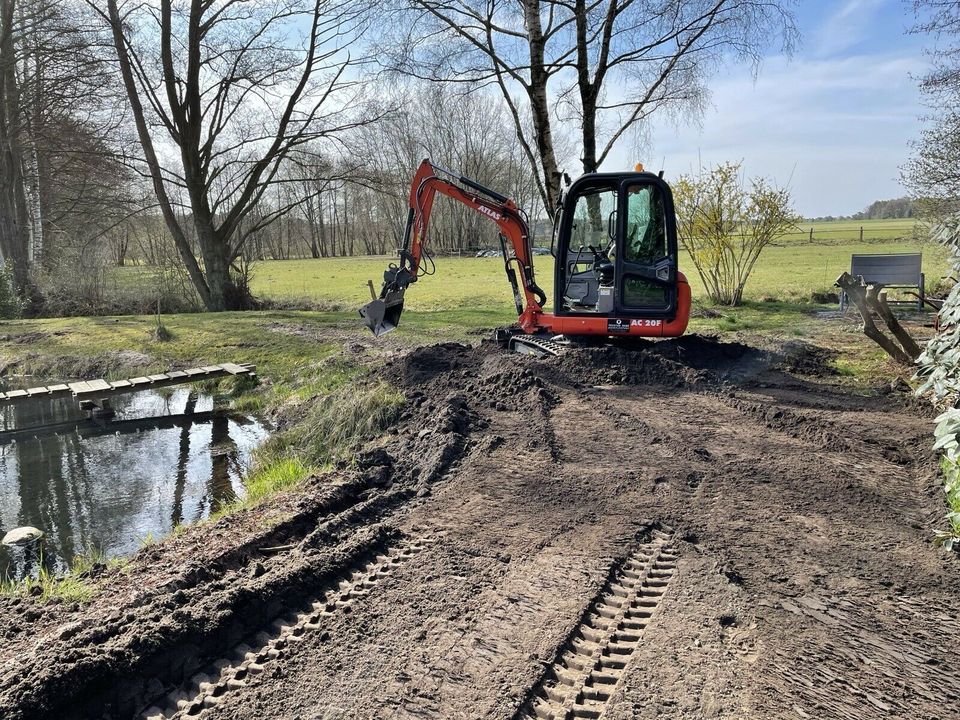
(606, 52, 925, 217)
(814, 0, 887, 58)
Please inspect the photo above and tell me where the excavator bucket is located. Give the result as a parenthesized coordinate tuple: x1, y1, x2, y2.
(359, 289, 405, 337)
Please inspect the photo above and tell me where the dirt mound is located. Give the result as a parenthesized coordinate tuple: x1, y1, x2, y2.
(0, 333, 954, 720)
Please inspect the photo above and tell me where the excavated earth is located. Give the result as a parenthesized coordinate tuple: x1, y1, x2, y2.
(1, 334, 958, 720)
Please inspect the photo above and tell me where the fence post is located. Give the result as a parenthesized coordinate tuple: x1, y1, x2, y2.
(860, 226, 864, 242)
(809, 227, 813, 242)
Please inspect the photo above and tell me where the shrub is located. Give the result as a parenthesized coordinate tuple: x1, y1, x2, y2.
(916, 214, 960, 545)
(674, 162, 800, 306)
(0, 263, 25, 319)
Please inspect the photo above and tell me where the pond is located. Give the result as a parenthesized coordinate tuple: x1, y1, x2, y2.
(0, 382, 269, 581)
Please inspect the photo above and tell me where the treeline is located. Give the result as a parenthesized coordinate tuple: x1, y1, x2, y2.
(810, 197, 915, 223)
(0, 0, 797, 315)
(852, 197, 915, 221)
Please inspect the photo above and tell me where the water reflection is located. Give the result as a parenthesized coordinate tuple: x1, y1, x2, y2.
(0, 385, 268, 580)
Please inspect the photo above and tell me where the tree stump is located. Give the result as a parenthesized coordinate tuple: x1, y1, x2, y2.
(836, 272, 921, 366)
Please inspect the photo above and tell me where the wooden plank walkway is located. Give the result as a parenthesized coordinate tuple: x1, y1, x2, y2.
(0, 363, 255, 406)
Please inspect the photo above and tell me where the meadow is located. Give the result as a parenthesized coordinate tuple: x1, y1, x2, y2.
(248, 218, 946, 313)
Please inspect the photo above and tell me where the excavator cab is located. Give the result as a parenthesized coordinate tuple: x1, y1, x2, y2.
(554, 172, 679, 323)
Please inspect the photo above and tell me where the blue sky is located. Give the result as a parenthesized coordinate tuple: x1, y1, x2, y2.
(620, 1, 927, 217)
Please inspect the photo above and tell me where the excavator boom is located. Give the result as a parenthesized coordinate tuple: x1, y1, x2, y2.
(360, 159, 547, 336)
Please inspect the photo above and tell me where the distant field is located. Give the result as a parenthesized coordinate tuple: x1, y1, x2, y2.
(781, 218, 918, 245)
(251, 239, 948, 311)
(110, 219, 944, 312)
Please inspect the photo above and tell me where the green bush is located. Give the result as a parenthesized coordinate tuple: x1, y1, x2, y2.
(0, 263, 24, 319)
(916, 216, 960, 545)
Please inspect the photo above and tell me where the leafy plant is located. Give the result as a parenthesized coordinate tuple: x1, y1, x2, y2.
(916, 215, 960, 541)
(0, 262, 25, 319)
(673, 162, 800, 306)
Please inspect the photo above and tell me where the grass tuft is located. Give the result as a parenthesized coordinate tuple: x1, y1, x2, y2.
(244, 458, 313, 504)
(0, 550, 97, 604)
(70, 547, 106, 575)
(290, 379, 405, 467)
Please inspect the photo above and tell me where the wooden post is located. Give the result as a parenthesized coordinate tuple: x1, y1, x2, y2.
(809, 227, 814, 242)
(859, 226, 864, 242)
(835, 272, 920, 366)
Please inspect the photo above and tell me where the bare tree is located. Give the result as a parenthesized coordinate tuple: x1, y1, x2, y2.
(97, 0, 374, 310)
(905, 2, 960, 219)
(0, 0, 134, 298)
(0, 0, 30, 292)
(383, 0, 796, 210)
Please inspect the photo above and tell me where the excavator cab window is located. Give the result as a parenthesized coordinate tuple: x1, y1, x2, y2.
(556, 174, 678, 319)
(620, 183, 670, 308)
(560, 184, 618, 312)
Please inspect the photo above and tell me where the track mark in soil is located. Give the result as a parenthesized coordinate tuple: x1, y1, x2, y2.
(139, 536, 435, 720)
(765, 594, 960, 718)
(517, 529, 678, 720)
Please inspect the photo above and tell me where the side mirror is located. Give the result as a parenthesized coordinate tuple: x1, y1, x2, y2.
(607, 210, 618, 241)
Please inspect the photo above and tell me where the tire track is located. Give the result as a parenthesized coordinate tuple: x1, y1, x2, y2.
(138, 536, 435, 720)
(516, 530, 678, 720)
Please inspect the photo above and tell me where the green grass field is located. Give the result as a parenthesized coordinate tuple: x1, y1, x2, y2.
(250, 237, 949, 312)
(780, 218, 918, 244)
(108, 218, 940, 312)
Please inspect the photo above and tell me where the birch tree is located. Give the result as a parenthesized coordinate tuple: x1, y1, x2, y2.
(384, 0, 796, 210)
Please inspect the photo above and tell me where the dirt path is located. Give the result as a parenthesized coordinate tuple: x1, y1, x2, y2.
(1, 336, 957, 719)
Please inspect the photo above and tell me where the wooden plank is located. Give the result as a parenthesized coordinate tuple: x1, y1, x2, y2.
(147, 374, 168, 382)
(68, 382, 91, 394)
(26, 387, 50, 396)
(110, 380, 132, 389)
(221, 363, 248, 375)
(5, 390, 27, 399)
(47, 384, 70, 393)
(200, 365, 222, 373)
(129, 377, 152, 386)
(184, 368, 207, 377)
(83, 379, 112, 393)
(167, 370, 187, 379)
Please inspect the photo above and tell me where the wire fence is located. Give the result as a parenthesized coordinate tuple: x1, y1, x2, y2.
(775, 224, 917, 245)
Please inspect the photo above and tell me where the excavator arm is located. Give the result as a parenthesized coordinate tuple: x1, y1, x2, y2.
(360, 159, 548, 336)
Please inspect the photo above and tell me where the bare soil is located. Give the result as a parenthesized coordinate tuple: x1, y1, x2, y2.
(1, 334, 957, 720)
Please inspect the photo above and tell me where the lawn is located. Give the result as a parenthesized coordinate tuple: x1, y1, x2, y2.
(108, 218, 943, 312)
(248, 236, 949, 312)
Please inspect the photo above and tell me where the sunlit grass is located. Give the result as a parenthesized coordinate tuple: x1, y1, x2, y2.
(0, 548, 104, 604)
(244, 458, 313, 504)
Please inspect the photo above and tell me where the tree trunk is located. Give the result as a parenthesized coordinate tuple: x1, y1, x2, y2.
(836, 272, 920, 366)
(197, 224, 240, 311)
(0, 0, 29, 293)
(522, 0, 561, 209)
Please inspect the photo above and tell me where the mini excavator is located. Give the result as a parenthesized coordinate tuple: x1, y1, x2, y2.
(360, 159, 691, 354)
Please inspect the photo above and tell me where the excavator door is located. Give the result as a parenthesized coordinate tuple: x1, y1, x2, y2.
(555, 172, 678, 321)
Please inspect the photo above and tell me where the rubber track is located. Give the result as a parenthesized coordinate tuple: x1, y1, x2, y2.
(518, 531, 678, 719)
(138, 536, 433, 720)
(509, 335, 568, 357)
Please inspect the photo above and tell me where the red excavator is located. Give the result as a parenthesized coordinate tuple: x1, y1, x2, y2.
(360, 159, 691, 354)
